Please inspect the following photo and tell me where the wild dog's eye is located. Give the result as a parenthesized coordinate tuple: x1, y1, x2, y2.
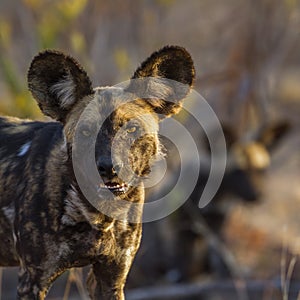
(81, 129, 91, 137)
(127, 126, 137, 134)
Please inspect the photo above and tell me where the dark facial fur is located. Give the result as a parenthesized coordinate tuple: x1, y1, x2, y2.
(0, 46, 194, 299)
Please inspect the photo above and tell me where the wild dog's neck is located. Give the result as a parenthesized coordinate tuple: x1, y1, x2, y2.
(62, 186, 145, 229)
(61, 172, 145, 229)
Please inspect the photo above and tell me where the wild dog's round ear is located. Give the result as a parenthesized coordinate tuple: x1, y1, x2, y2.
(256, 120, 291, 151)
(127, 46, 195, 118)
(27, 50, 93, 123)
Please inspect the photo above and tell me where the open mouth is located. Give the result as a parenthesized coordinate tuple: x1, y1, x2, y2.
(98, 181, 129, 194)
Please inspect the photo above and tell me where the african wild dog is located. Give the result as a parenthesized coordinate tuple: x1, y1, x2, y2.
(0, 46, 195, 299)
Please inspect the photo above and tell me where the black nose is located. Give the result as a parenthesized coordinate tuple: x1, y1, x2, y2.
(97, 157, 123, 178)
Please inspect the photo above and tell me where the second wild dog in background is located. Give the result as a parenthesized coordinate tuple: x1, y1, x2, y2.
(128, 120, 290, 287)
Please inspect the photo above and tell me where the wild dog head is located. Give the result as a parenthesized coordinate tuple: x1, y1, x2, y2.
(27, 46, 195, 202)
(203, 120, 290, 203)
(225, 121, 290, 201)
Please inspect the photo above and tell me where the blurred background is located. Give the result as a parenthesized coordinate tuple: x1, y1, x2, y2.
(0, 0, 299, 299)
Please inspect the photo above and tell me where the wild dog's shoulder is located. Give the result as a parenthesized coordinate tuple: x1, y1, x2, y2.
(0, 116, 64, 158)
(0, 116, 32, 130)
(0, 116, 61, 134)
(0, 116, 30, 124)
